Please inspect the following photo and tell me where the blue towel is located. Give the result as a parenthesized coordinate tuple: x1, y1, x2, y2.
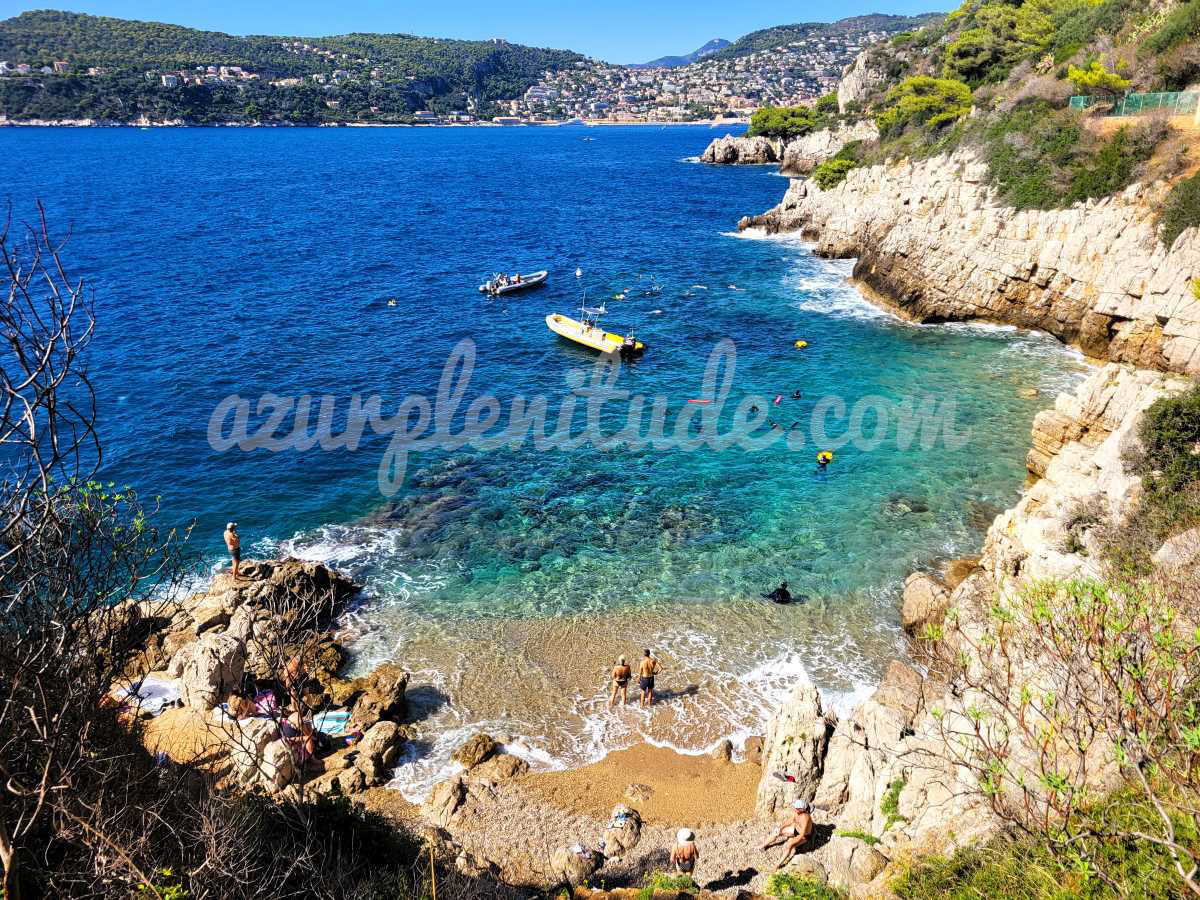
(314, 710, 352, 734)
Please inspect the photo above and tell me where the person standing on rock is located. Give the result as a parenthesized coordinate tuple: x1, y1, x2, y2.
(761, 799, 814, 869)
(224, 521, 241, 580)
(609, 655, 632, 707)
(670, 828, 699, 877)
(638, 649, 661, 707)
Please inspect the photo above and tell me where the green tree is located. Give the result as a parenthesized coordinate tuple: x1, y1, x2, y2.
(747, 104, 819, 139)
(1067, 60, 1131, 96)
(876, 76, 973, 136)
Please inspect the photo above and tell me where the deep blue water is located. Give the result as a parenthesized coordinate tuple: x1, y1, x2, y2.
(0, 125, 1089, 789)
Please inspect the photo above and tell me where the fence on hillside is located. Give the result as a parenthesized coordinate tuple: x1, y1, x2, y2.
(1069, 91, 1200, 118)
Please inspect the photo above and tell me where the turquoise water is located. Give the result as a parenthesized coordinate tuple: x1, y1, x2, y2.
(0, 125, 1089, 794)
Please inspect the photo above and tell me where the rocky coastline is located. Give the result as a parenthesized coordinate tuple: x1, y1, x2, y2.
(738, 148, 1200, 375)
(700, 121, 879, 174)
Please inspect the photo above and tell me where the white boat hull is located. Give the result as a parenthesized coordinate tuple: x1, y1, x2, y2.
(479, 270, 548, 295)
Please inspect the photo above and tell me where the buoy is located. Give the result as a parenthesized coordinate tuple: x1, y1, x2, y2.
(774, 394, 782, 405)
(576, 267, 583, 277)
(817, 452, 834, 464)
(794, 340, 808, 348)
(387, 298, 397, 307)
(688, 399, 711, 405)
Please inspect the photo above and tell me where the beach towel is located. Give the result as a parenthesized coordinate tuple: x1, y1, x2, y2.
(313, 710, 352, 734)
(121, 675, 181, 717)
(254, 690, 279, 716)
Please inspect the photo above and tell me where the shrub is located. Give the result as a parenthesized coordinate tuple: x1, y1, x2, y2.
(876, 76, 973, 136)
(891, 30, 917, 46)
(942, 2, 1053, 84)
(1066, 59, 1131, 95)
(815, 92, 839, 116)
(1194, 279, 1200, 301)
(1137, 382, 1200, 504)
(1160, 171, 1200, 248)
(1050, 0, 1134, 62)
(881, 777, 909, 831)
(766, 871, 844, 899)
(1145, 0, 1200, 54)
(748, 105, 818, 138)
(648, 870, 698, 892)
(811, 157, 857, 189)
(837, 829, 881, 845)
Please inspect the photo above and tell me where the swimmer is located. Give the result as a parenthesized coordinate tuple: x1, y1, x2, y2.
(774, 395, 782, 405)
(765, 582, 792, 604)
(792, 390, 802, 400)
(750, 404, 760, 415)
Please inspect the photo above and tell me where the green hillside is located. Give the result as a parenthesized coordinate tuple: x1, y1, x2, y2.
(708, 13, 945, 62)
(0, 10, 583, 121)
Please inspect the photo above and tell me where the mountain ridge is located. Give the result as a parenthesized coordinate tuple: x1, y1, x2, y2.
(629, 38, 731, 69)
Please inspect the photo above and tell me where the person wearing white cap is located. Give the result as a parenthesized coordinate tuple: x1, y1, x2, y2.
(670, 827, 699, 876)
(760, 798, 814, 869)
(223, 521, 241, 580)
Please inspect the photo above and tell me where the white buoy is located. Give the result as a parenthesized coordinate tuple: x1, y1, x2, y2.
(576, 267, 582, 278)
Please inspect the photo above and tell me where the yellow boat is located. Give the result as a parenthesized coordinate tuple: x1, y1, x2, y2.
(546, 311, 645, 357)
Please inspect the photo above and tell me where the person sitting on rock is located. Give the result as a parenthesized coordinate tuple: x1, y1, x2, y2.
(670, 828, 699, 876)
(761, 799, 814, 869)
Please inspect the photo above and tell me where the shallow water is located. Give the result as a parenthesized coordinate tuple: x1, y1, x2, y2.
(1, 125, 1089, 798)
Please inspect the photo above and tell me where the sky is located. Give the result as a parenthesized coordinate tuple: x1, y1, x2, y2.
(0, 0, 955, 64)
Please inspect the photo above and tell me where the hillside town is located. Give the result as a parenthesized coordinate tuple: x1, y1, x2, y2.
(509, 24, 912, 122)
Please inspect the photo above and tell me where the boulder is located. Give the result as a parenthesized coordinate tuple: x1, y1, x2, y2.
(451, 732, 499, 770)
(175, 631, 245, 709)
(468, 752, 528, 785)
(901, 572, 951, 635)
(787, 856, 828, 885)
(308, 764, 367, 797)
(625, 783, 653, 803)
(744, 735, 765, 765)
(711, 738, 733, 763)
(871, 661, 924, 725)
(755, 675, 834, 817)
(601, 804, 642, 860)
(1153, 527, 1200, 570)
(350, 662, 409, 728)
(426, 775, 466, 828)
(700, 134, 780, 164)
(549, 844, 603, 888)
(227, 717, 294, 793)
(354, 721, 404, 785)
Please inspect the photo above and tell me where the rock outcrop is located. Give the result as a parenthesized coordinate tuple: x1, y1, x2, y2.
(900, 572, 951, 635)
(701, 133, 781, 164)
(755, 675, 834, 817)
(779, 121, 879, 175)
(740, 150, 1200, 375)
(837, 50, 890, 113)
(754, 363, 1192, 893)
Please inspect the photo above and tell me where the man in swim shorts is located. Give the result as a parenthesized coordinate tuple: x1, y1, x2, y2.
(224, 521, 241, 580)
(638, 649, 661, 707)
(610, 655, 632, 707)
(761, 799, 814, 869)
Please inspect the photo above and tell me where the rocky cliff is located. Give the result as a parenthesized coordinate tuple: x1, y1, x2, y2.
(740, 149, 1200, 375)
(700, 121, 878, 173)
(757, 363, 1193, 895)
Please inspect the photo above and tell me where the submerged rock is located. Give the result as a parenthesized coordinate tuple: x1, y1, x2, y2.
(452, 732, 499, 770)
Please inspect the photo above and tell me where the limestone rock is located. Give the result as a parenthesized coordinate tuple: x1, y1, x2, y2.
(787, 856, 828, 884)
(711, 738, 733, 762)
(426, 775, 466, 828)
(549, 844, 603, 888)
(780, 120, 879, 175)
(744, 735, 765, 765)
(701, 134, 780, 164)
(901, 573, 951, 635)
(756, 675, 834, 817)
(601, 804, 642, 860)
(350, 662, 408, 729)
(354, 721, 404, 785)
(468, 752, 528, 785)
(227, 718, 294, 793)
(451, 732, 499, 770)
(837, 50, 890, 113)
(175, 631, 245, 709)
(1153, 527, 1200, 570)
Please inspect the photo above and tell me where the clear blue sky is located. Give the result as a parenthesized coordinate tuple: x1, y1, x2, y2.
(0, 1, 955, 64)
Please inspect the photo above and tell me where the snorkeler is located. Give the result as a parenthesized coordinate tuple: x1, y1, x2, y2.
(765, 582, 792, 604)
(792, 390, 802, 400)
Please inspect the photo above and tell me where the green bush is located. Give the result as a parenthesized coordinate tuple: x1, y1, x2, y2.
(815, 92, 839, 116)
(1137, 382, 1200, 505)
(981, 102, 1160, 209)
(1145, 0, 1200, 54)
(837, 828, 881, 845)
(766, 871, 844, 899)
(748, 105, 818, 138)
(1160, 171, 1200, 248)
(1050, 0, 1134, 62)
(942, 2, 1053, 84)
(1066, 59, 1131, 94)
(876, 76, 973, 136)
(811, 158, 857, 189)
(1193, 279, 1200, 301)
(892, 30, 917, 45)
(648, 870, 699, 892)
(881, 777, 909, 831)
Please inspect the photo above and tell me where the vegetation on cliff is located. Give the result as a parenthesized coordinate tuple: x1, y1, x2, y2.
(0, 10, 583, 121)
(1161, 171, 1200, 247)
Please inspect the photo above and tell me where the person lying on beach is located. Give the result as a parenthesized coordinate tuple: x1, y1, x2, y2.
(282, 712, 363, 767)
(671, 828, 700, 876)
(610, 656, 632, 707)
(760, 799, 814, 869)
(638, 649, 661, 707)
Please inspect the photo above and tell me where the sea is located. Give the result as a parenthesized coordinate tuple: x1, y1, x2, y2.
(1, 124, 1090, 799)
